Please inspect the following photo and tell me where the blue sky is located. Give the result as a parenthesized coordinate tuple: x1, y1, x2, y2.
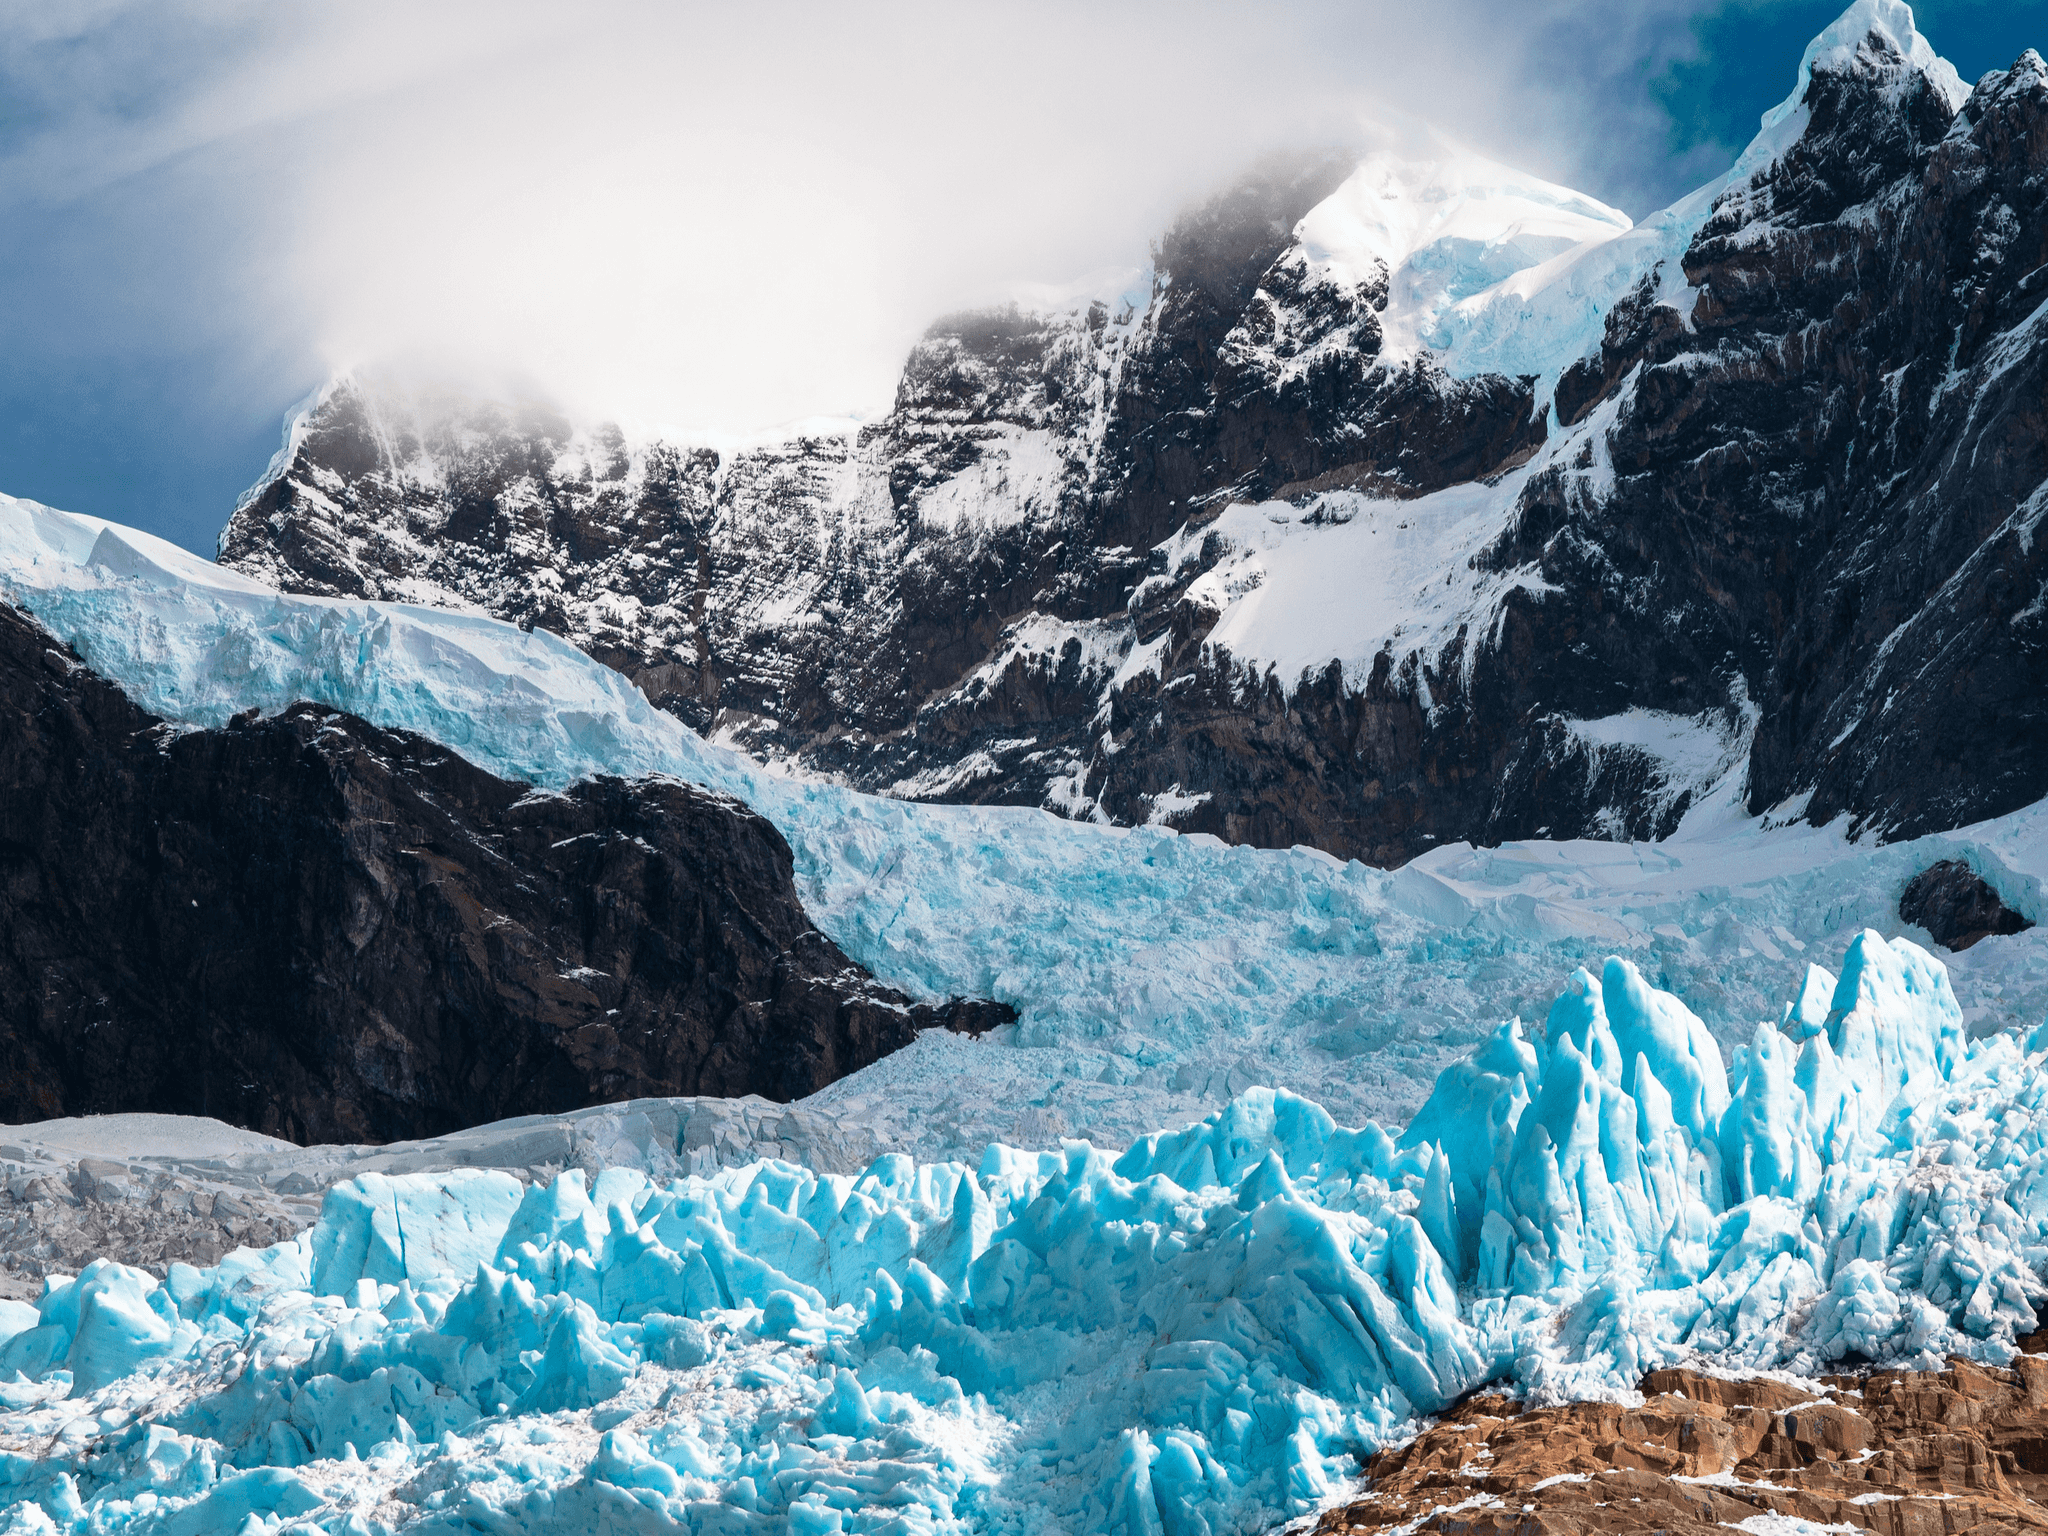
(1, 0, 2042, 556)
(1656, 0, 2040, 155)
(0, 150, 312, 558)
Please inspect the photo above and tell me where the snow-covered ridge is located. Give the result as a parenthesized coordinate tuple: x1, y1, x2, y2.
(1790, 0, 1967, 118)
(3, 931, 2047, 1532)
(208, 1, 2027, 865)
(1277, 0, 1967, 403)
(228, 383, 329, 523)
(1276, 130, 1632, 377)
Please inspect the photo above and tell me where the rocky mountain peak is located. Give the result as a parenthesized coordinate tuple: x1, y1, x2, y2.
(216, 3, 2048, 866)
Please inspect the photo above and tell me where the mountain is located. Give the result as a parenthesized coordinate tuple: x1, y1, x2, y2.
(17, 485, 2048, 1162)
(0, 598, 1007, 1145)
(219, 4, 2048, 869)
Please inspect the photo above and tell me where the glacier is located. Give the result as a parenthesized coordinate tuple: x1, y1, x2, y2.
(4, 491, 2045, 1162)
(3, 933, 2047, 1534)
(3, 492, 2048, 1534)
(0, 3, 2041, 1530)
(4, 348, 2048, 1530)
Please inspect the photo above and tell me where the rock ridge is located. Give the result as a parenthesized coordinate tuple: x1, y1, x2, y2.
(0, 600, 1009, 1145)
(1313, 1359, 2048, 1536)
(218, 22, 2048, 866)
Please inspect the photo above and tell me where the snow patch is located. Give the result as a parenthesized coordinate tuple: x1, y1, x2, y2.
(914, 426, 1070, 532)
(1144, 784, 1212, 825)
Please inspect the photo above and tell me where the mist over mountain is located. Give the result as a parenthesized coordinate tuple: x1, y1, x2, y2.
(25, 0, 2045, 553)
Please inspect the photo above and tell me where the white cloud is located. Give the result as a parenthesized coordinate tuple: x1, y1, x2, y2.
(0, 0, 1724, 435)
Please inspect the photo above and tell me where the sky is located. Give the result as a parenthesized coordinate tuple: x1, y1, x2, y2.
(0, 0, 2042, 555)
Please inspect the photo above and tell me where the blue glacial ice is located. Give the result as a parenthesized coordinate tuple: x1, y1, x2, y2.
(5, 492, 2046, 1165)
(1, 497, 2047, 1529)
(3, 931, 2048, 1533)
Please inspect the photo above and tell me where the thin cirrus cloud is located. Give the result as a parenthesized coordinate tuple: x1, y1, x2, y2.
(1, 0, 1804, 548)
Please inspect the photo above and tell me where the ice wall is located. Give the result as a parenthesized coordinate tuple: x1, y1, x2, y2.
(2, 933, 2045, 1534)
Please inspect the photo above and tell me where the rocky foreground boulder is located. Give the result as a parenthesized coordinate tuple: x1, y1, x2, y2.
(0, 601, 1008, 1144)
(1315, 1360, 2048, 1536)
(1901, 859, 2036, 951)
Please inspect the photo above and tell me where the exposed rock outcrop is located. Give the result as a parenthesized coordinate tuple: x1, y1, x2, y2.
(1902, 859, 2036, 950)
(0, 601, 1009, 1145)
(1313, 1361, 2048, 1536)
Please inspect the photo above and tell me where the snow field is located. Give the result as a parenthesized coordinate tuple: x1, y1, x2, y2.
(3, 931, 2048, 1533)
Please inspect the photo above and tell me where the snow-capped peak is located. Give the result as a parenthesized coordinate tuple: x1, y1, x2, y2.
(1316, 0, 1970, 407)
(1712, 0, 1966, 210)
(1284, 128, 1632, 369)
(1771, 0, 1969, 131)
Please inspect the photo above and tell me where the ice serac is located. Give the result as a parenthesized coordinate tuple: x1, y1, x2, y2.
(214, 3, 2048, 865)
(3, 933, 2046, 1533)
(0, 592, 1007, 1143)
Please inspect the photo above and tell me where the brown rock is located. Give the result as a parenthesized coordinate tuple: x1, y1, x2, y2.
(1310, 1363, 2048, 1536)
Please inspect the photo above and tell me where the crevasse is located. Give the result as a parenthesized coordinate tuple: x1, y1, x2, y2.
(2, 930, 2045, 1535)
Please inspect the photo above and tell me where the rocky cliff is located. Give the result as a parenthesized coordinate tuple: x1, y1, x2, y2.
(0, 601, 1006, 1145)
(218, 8, 2048, 866)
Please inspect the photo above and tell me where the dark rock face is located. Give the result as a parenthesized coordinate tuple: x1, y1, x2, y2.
(1900, 859, 2035, 950)
(0, 601, 1007, 1145)
(218, 30, 2048, 864)
(1537, 42, 2048, 843)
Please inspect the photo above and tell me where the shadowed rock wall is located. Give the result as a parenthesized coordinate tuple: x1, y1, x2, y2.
(0, 602, 1007, 1144)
